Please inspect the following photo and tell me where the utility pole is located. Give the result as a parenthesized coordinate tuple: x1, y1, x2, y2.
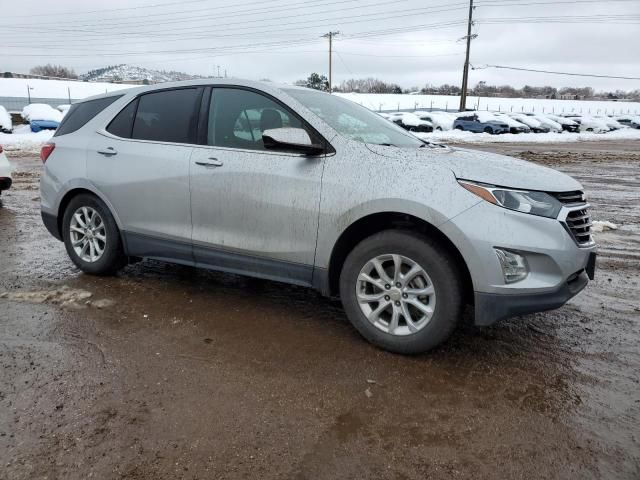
(459, 0, 475, 111)
(322, 31, 339, 93)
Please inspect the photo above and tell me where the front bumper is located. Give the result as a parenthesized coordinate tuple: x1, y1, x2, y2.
(439, 200, 597, 325)
(474, 268, 590, 326)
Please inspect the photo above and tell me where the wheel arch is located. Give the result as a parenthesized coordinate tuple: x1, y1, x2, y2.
(55, 187, 124, 241)
(325, 212, 473, 304)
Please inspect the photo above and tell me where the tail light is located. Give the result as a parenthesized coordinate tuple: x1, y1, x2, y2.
(40, 142, 55, 163)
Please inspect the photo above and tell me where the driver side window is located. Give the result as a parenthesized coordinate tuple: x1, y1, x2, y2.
(208, 88, 306, 151)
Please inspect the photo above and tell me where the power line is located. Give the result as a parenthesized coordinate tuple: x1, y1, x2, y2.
(0, 3, 469, 38)
(475, 64, 640, 80)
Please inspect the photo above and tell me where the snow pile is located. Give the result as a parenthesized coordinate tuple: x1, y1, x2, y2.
(0, 106, 11, 131)
(80, 64, 201, 83)
(22, 104, 63, 122)
(0, 125, 54, 154)
(413, 127, 640, 144)
(592, 221, 618, 232)
(57, 104, 71, 114)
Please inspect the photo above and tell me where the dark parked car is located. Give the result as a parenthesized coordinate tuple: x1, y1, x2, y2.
(453, 112, 509, 134)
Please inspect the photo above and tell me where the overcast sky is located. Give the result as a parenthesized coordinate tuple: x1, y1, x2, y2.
(1, 0, 639, 91)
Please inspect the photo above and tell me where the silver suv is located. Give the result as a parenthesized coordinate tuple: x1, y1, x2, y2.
(40, 80, 596, 354)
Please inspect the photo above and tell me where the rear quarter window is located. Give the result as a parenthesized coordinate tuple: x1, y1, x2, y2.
(54, 95, 122, 137)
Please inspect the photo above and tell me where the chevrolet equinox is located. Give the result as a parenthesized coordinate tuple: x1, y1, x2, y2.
(40, 80, 596, 354)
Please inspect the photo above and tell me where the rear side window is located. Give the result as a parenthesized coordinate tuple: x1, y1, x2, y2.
(106, 99, 137, 138)
(131, 88, 201, 144)
(54, 95, 122, 136)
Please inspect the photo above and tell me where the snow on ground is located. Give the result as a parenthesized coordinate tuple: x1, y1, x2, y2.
(415, 127, 640, 144)
(0, 125, 53, 155)
(336, 93, 640, 116)
(0, 78, 133, 101)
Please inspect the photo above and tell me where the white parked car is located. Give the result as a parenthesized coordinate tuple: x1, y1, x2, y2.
(545, 114, 580, 133)
(615, 115, 640, 129)
(595, 116, 624, 130)
(0, 105, 12, 134)
(0, 145, 12, 200)
(532, 115, 562, 133)
(413, 111, 456, 131)
(564, 115, 610, 133)
(508, 113, 549, 133)
(389, 112, 434, 132)
(491, 113, 531, 134)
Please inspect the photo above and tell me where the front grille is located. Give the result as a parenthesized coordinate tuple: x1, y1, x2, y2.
(552, 190, 592, 246)
(565, 208, 592, 245)
(554, 190, 585, 205)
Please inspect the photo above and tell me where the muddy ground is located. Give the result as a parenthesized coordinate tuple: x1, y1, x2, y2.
(0, 141, 639, 479)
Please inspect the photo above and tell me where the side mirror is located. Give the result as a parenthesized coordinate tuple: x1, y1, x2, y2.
(262, 128, 324, 155)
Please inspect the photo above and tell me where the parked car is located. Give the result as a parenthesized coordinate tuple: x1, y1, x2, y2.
(390, 112, 433, 133)
(453, 111, 509, 134)
(614, 115, 640, 129)
(491, 113, 531, 134)
(531, 115, 562, 133)
(563, 115, 610, 133)
(508, 113, 550, 133)
(0, 145, 12, 199)
(40, 80, 596, 354)
(545, 114, 580, 133)
(0, 106, 12, 134)
(22, 104, 63, 132)
(413, 111, 455, 131)
(595, 116, 624, 131)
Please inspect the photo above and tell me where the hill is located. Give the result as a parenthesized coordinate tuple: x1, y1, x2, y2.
(80, 65, 201, 83)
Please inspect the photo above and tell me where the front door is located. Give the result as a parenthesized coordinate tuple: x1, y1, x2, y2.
(189, 87, 325, 285)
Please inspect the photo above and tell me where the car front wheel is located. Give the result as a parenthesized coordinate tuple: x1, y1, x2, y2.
(339, 230, 464, 354)
(62, 194, 126, 275)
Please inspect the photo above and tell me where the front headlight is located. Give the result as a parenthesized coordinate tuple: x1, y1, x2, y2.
(458, 180, 563, 218)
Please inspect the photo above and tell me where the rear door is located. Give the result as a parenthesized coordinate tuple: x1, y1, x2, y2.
(87, 87, 203, 261)
(189, 87, 325, 285)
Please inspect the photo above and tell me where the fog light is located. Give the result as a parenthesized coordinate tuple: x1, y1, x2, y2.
(495, 249, 529, 283)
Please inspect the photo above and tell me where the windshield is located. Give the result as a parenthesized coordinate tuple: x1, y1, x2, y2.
(283, 88, 424, 148)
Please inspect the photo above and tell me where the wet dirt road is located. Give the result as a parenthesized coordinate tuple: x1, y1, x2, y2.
(1, 143, 639, 479)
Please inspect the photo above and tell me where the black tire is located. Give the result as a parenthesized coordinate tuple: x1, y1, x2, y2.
(454, 125, 464, 130)
(436, 126, 442, 131)
(339, 230, 464, 355)
(483, 126, 493, 134)
(62, 193, 126, 275)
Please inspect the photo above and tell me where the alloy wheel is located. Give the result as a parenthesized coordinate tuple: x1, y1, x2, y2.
(69, 206, 107, 263)
(355, 254, 436, 336)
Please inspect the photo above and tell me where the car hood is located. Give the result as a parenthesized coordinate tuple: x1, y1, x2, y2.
(365, 144, 583, 192)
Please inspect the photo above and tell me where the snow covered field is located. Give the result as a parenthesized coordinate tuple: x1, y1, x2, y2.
(416, 127, 640, 144)
(0, 78, 133, 101)
(336, 93, 640, 116)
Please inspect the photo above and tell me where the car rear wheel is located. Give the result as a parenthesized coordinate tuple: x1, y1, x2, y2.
(62, 194, 126, 275)
(339, 230, 464, 354)
(454, 126, 464, 131)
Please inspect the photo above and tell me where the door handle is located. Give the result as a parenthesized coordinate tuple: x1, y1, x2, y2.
(195, 158, 223, 167)
(97, 147, 117, 156)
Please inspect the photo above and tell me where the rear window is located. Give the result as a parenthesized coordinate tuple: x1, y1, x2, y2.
(131, 88, 201, 144)
(54, 95, 122, 137)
